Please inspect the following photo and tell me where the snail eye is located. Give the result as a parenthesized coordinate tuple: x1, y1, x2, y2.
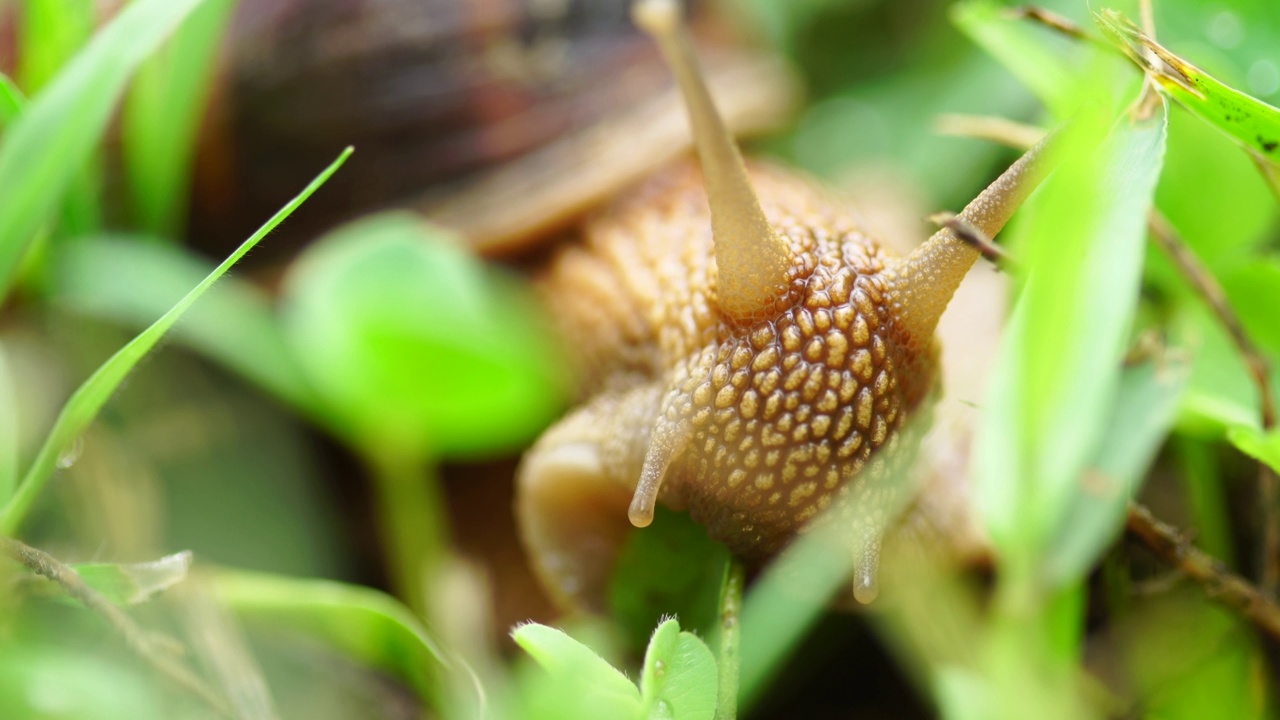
(633, 0, 793, 325)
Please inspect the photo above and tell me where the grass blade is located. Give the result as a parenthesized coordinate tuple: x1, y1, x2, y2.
(1227, 426, 1280, 475)
(0, 73, 23, 130)
(16, 0, 101, 238)
(0, 344, 15, 502)
(16, 0, 95, 94)
(0, 147, 352, 533)
(50, 237, 325, 420)
(212, 568, 444, 702)
(1097, 10, 1280, 168)
(1043, 357, 1189, 585)
(123, 0, 236, 237)
(976, 97, 1168, 576)
(0, 0, 210, 298)
(950, 0, 1082, 118)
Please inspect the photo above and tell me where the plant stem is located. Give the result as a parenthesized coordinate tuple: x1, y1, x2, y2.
(1146, 212, 1279, 596)
(367, 450, 450, 619)
(2, 537, 232, 717)
(1125, 502, 1280, 639)
(715, 557, 746, 720)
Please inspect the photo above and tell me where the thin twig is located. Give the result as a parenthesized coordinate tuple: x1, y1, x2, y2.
(1146, 213, 1279, 596)
(1007, 5, 1089, 41)
(928, 212, 1018, 271)
(934, 114, 1047, 150)
(715, 557, 746, 720)
(1125, 502, 1280, 639)
(2, 538, 232, 717)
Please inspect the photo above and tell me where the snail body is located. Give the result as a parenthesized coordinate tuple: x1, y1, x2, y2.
(508, 0, 1051, 611)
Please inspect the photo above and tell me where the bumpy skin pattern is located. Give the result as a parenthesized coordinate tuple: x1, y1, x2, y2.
(536, 158, 940, 561)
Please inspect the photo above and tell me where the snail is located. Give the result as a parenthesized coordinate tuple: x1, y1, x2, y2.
(440, 0, 1054, 612)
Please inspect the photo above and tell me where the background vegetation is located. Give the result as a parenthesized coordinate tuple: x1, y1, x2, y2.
(0, 0, 1278, 718)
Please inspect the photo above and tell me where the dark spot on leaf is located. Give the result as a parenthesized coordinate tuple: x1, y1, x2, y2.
(1260, 135, 1279, 154)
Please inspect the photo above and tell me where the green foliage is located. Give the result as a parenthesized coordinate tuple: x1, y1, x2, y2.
(514, 622, 643, 720)
(951, 0, 1083, 118)
(16, 0, 96, 94)
(1227, 426, 1280, 474)
(123, 0, 236, 237)
(279, 213, 567, 459)
(1098, 9, 1280, 169)
(0, 0, 211, 297)
(1042, 358, 1188, 585)
(640, 619, 718, 720)
(213, 569, 444, 702)
(0, 347, 15, 502)
(514, 618, 718, 720)
(976, 94, 1168, 581)
(0, 73, 23, 130)
(0, 148, 352, 534)
(50, 237, 323, 418)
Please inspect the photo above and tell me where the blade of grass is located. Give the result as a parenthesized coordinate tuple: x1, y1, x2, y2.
(123, 0, 235, 237)
(212, 568, 444, 704)
(50, 237, 325, 420)
(17, 0, 102, 239)
(0, 147, 352, 533)
(0, 0, 211, 299)
(1042, 356, 1189, 586)
(0, 73, 23, 130)
(976, 94, 1168, 577)
(1097, 10, 1280, 177)
(16, 0, 95, 94)
(950, 0, 1082, 119)
(0, 345, 15, 502)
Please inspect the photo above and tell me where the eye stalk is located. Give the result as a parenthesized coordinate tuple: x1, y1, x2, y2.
(888, 135, 1055, 344)
(633, 0, 793, 324)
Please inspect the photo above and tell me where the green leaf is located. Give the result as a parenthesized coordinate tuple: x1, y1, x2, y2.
(0, 344, 14, 503)
(0, 73, 23, 130)
(1097, 9, 1280, 167)
(0, 0, 210, 298)
(212, 568, 444, 702)
(50, 237, 325, 421)
(1227, 425, 1280, 474)
(0, 646, 162, 720)
(950, 0, 1082, 118)
(1042, 358, 1189, 586)
(16, 0, 95, 94)
(0, 148, 351, 533)
(123, 0, 236, 236)
(976, 93, 1168, 573)
(513, 622, 642, 720)
(640, 619, 718, 720)
(279, 213, 568, 458)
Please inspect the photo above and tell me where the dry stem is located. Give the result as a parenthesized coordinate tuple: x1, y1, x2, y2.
(1126, 503, 1280, 639)
(1146, 213, 1279, 596)
(2, 538, 232, 717)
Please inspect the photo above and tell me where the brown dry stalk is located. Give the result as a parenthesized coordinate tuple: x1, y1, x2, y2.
(1126, 503, 1280, 639)
(2, 538, 232, 717)
(1146, 213, 1279, 596)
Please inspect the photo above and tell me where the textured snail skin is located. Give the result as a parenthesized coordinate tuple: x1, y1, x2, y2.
(518, 159, 939, 610)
